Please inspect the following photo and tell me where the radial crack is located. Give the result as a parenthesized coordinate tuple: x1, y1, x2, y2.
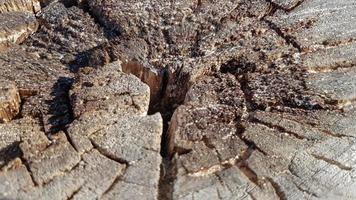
(253, 118, 312, 141)
(263, 19, 302, 52)
(265, 177, 287, 200)
(89, 139, 129, 165)
(67, 185, 83, 200)
(311, 154, 353, 171)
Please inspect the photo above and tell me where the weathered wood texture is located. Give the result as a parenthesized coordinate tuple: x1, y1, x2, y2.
(0, 0, 356, 199)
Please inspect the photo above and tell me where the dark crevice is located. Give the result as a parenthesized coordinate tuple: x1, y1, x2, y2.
(237, 161, 259, 187)
(155, 70, 188, 200)
(19, 150, 38, 187)
(158, 158, 177, 200)
(320, 129, 355, 139)
(62, 129, 78, 152)
(286, 0, 305, 12)
(78, 0, 121, 40)
(147, 67, 170, 114)
(266, 177, 288, 200)
(162, 29, 173, 55)
(159, 68, 170, 100)
(239, 74, 265, 113)
(89, 139, 129, 165)
(220, 58, 264, 113)
(264, 0, 305, 16)
(0, 142, 22, 169)
(157, 98, 177, 158)
(153, 65, 188, 199)
(190, 29, 203, 57)
(251, 118, 312, 141)
(46, 77, 74, 136)
(292, 182, 319, 198)
(263, 19, 302, 52)
(311, 154, 353, 171)
(157, 104, 181, 200)
(237, 125, 268, 156)
(67, 185, 83, 200)
(235, 128, 265, 187)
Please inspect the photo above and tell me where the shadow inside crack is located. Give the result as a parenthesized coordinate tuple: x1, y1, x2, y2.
(0, 142, 22, 169)
(46, 77, 74, 134)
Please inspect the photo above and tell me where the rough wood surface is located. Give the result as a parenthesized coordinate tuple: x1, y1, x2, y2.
(0, 0, 356, 199)
(0, 0, 40, 13)
(0, 79, 20, 122)
(0, 12, 38, 51)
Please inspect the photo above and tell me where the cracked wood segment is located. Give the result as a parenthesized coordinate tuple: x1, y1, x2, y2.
(70, 65, 150, 119)
(168, 73, 250, 199)
(270, 0, 302, 10)
(301, 42, 356, 71)
(25, 2, 108, 69)
(0, 45, 72, 133)
(245, 110, 356, 200)
(270, 0, 356, 49)
(169, 69, 356, 199)
(306, 67, 356, 109)
(67, 61, 163, 199)
(168, 74, 246, 162)
(68, 64, 152, 153)
(0, 12, 38, 51)
(0, 80, 20, 122)
(25, 149, 119, 200)
(173, 163, 278, 200)
(0, 117, 43, 166)
(20, 132, 81, 185)
(288, 138, 356, 199)
(0, 0, 40, 14)
(251, 111, 326, 141)
(86, 0, 289, 108)
(90, 114, 162, 162)
(243, 123, 306, 159)
(0, 159, 35, 199)
(0, 128, 126, 200)
(22, 149, 126, 200)
(279, 1, 356, 72)
(89, 114, 163, 198)
(1, 0, 356, 199)
(0, 45, 68, 93)
(247, 69, 325, 109)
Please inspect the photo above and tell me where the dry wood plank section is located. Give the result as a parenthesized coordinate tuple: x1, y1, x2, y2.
(0, 0, 356, 199)
(0, 61, 163, 200)
(0, 79, 20, 122)
(0, 12, 38, 51)
(306, 67, 356, 110)
(0, 0, 40, 14)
